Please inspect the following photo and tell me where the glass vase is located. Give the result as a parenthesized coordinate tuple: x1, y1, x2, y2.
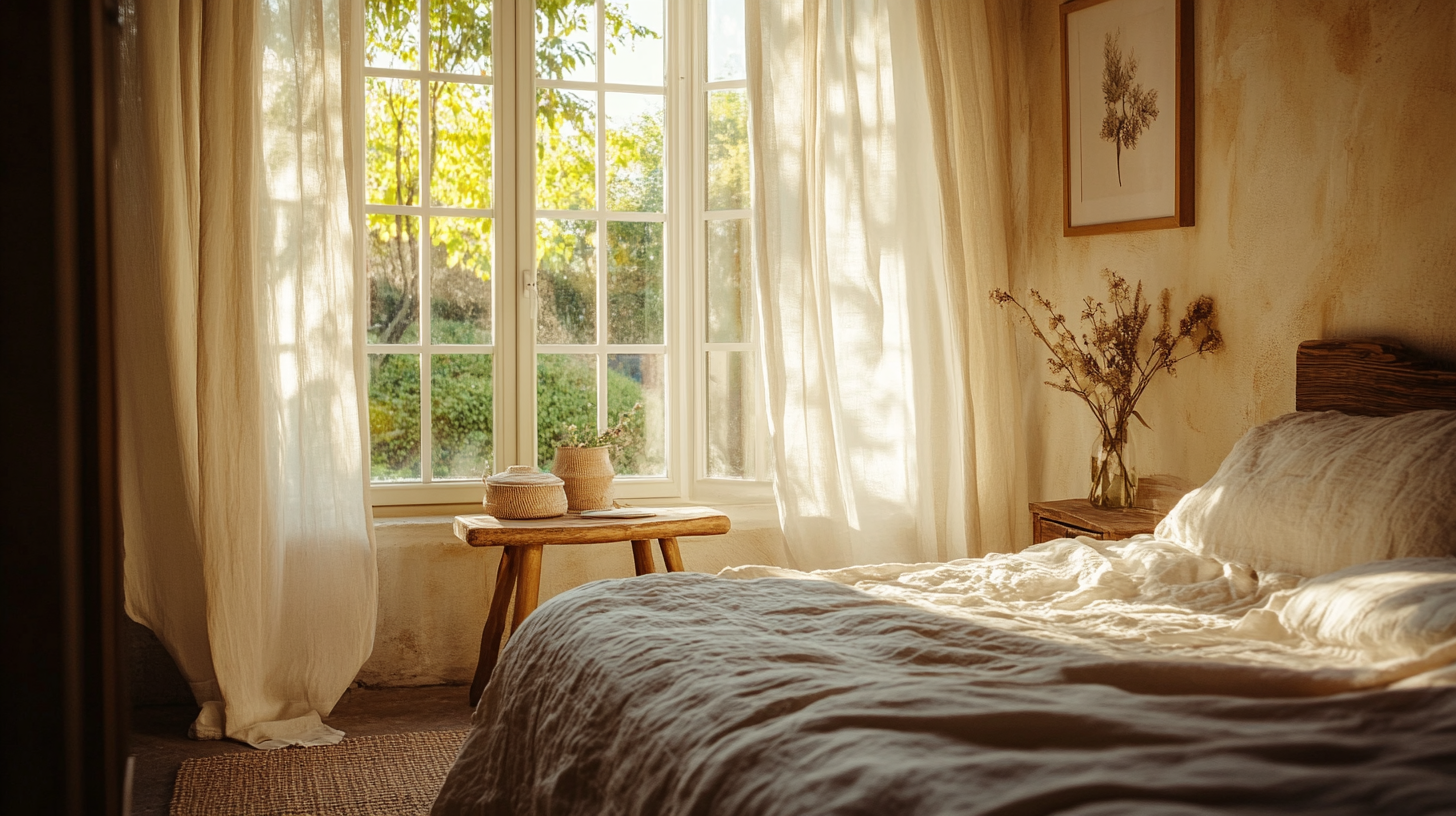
(1089, 427, 1138, 509)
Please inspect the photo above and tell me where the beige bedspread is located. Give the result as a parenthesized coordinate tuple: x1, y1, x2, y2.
(432, 540, 1456, 815)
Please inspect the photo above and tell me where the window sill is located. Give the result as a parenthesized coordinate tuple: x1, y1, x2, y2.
(371, 478, 774, 516)
(373, 500, 781, 534)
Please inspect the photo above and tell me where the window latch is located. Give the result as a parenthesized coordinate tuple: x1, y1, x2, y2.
(522, 268, 538, 322)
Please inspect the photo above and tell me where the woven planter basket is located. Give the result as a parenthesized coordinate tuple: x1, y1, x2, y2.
(482, 466, 568, 519)
(551, 446, 615, 512)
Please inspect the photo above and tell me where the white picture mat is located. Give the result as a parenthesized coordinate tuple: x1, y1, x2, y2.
(1067, 0, 1177, 227)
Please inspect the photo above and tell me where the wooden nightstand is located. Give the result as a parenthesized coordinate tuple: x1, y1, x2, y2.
(1028, 499, 1166, 548)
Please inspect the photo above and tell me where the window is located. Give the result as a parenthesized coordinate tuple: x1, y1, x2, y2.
(532, 0, 669, 479)
(698, 0, 762, 484)
(363, 0, 764, 506)
(364, 0, 500, 499)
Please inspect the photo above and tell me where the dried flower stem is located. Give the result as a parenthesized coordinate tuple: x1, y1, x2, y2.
(557, 401, 645, 449)
(991, 270, 1223, 501)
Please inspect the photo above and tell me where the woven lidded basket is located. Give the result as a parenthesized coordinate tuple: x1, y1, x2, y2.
(482, 466, 568, 519)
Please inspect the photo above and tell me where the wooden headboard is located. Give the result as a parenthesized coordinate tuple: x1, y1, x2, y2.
(1296, 339, 1456, 416)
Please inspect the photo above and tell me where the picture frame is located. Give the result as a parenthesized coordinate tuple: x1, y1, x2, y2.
(1061, 0, 1193, 236)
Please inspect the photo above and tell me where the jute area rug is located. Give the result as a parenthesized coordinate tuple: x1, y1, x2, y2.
(170, 729, 469, 816)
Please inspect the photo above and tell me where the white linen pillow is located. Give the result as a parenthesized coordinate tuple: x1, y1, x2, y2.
(1155, 410, 1456, 577)
(1267, 557, 1456, 661)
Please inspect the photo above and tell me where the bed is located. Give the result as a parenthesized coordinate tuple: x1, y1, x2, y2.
(431, 339, 1456, 815)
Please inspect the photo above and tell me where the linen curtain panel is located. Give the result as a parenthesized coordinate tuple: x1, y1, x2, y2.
(114, 0, 376, 748)
(914, 0, 1029, 554)
(746, 0, 1026, 568)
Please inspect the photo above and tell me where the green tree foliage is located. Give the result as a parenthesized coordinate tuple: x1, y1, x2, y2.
(431, 353, 494, 479)
(707, 90, 749, 209)
(367, 0, 667, 481)
(369, 353, 421, 480)
(535, 355, 596, 469)
(605, 360, 652, 473)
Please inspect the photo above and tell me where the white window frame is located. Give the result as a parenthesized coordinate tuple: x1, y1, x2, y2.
(685, 0, 771, 505)
(363, 0, 771, 508)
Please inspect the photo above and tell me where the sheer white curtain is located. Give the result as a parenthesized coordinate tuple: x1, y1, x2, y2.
(914, 0, 1028, 558)
(746, 0, 1026, 569)
(114, 0, 376, 748)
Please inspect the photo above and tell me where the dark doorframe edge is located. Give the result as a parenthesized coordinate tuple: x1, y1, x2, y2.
(0, 0, 125, 813)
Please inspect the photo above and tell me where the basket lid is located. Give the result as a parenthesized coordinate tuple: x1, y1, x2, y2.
(484, 464, 564, 487)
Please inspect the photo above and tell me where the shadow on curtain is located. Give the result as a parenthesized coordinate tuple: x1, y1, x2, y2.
(113, 0, 376, 749)
(746, 0, 1026, 569)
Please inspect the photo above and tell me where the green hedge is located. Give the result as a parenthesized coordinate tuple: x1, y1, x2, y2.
(368, 321, 646, 482)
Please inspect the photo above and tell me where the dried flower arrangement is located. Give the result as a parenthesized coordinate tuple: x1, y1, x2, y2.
(991, 270, 1223, 508)
(557, 402, 644, 449)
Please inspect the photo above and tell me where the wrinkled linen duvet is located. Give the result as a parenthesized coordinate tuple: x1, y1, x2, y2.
(432, 537, 1456, 815)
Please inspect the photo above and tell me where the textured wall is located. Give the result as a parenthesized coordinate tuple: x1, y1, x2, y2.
(1008, 0, 1456, 504)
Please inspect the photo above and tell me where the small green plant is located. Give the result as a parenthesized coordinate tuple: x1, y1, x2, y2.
(557, 401, 644, 449)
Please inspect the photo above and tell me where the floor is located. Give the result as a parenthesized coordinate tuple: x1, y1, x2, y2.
(128, 684, 474, 816)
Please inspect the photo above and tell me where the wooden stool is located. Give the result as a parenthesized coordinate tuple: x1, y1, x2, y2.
(453, 507, 731, 706)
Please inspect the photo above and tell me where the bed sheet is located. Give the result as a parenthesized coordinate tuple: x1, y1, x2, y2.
(725, 536, 1456, 682)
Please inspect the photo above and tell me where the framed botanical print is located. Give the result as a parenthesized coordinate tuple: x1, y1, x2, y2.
(1061, 0, 1193, 236)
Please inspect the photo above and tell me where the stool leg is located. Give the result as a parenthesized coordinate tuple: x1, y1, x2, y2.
(470, 548, 519, 707)
(630, 539, 655, 575)
(511, 544, 544, 631)
(658, 537, 685, 572)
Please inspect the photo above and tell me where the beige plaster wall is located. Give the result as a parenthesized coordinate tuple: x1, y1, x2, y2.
(1009, 0, 1456, 503)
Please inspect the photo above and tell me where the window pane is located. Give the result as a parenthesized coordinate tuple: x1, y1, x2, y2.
(367, 78, 421, 206)
(430, 0, 492, 75)
(535, 0, 596, 82)
(606, 93, 664, 212)
(707, 89, 749, 210)
(369, 353, 422, 481)
(607, 221, 663, 344)
(706, 351, 750, 478)
(430, 82, 493, 209)
(605, 0, 664, 86)
(536, 219, 597, 345)
(707, 0, 746, 82)
(706, 219, 751, 343)
(536, 89, 596, 210)
(430, 217, 492, 344)
(367, 213, 421, 344)
(366, 0, 419, 70)
(431, 354, 493, 480)
(537, 354, 598, 469)
(608, 354, 665, 476)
